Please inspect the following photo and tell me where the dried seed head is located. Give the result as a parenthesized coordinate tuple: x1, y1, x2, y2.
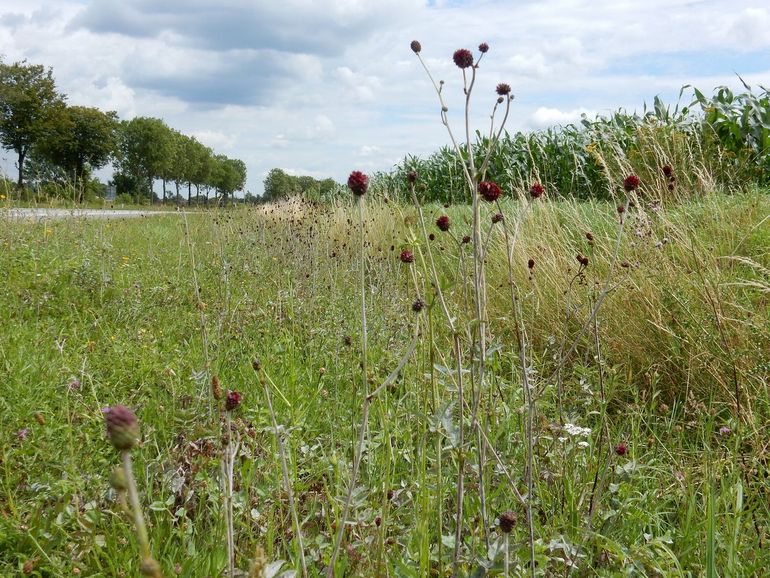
(491, 212, 504, 224)
(478, 42, 489, 53)
(528, 258, 535, 270)
(406, 170, 418, 183)
(251, 358, 262, 372)
(211, 375, 223, 400)
(499, 511, 517, 533)
(412, 298, 426, 313)
(662, 164, 673, 177)
(497, 96, 504, 104)
(585, 231, 594, 243)
(577, 254, 589, 267)
(410, 40, 422, 54)
(347, 170, 369, 196)
(453, 48, 473, 69)
(496, 83, 511, 96)
(104, 405, 140, 451)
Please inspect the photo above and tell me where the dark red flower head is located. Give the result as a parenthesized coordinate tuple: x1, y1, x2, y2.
(225, 391, 242, 411)
(491, 212, 504, 224)
(499, 511, 517, 533)
(662, 165, 673, 177)
(615, 442, 628, 456)
(453, 48, 474, 69)
(529, 182, 545, 199)
(527, 258, 535, 270)
(436, 215, 450, 231)
(576, 254, 589, 267)
(104, 405, 140, 451)
(478, 42, 489, 53)
(496, 83, 511, 96)
(410, 40, 422, 54)
(462, 235, 471, 244)
(623, 174, 640, 192)
(347, 171, 369, 196)
(399, 249, 414, 263)
(478, 181, 502, 202)
(412, 298, 425, 313)
(406, 170, 418, 184)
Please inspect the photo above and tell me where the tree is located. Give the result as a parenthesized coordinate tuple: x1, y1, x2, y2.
(34, 105, 119, 202)
(263, 168, 294, 201)
(0, 60, 65, 189)
(117, 117, 174, 202)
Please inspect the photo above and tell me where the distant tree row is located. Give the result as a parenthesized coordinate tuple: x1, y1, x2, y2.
(0, 59, 246, 203)
(262, 168, 340, 203)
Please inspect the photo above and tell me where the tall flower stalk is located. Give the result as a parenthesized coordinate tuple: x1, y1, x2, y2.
(104, 406, 163, 578)
(327, 171, 419, 577)
(412, 40, 514, 568)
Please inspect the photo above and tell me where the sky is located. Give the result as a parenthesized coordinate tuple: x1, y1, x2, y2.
(1, 0, 769, 195)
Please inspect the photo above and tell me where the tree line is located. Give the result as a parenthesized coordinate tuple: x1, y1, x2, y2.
(0, 59, 246, 203)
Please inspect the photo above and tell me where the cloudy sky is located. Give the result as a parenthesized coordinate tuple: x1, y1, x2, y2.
(1, 0, 769, 194)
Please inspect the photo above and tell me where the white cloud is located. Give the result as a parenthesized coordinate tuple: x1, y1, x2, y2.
(529, 107, 596, 129)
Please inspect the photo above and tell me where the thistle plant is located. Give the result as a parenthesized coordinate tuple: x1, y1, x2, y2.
(104, 405, 163, 578)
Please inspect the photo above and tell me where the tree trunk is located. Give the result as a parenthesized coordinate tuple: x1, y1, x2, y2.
(162, 178, 167, 204)
(16, 148, 25, 190)
(187, 182, 192, 205)
(148, 177, 153, 204)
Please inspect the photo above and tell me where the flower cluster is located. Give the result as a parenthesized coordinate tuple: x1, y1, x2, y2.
(225, 391, 242, 411)
(453, 48, 474, 69)
(529, 182, 545, 199)
(104, 405, 140, 451)
(347, 171, 369, 196)
(623, 174, 640, 192)
(478, 181, 502, 202)
(436, 215, 450, 231)
(496, 83, 511, 96)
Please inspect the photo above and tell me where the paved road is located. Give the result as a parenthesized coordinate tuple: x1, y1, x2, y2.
(4, 208, 188, 220)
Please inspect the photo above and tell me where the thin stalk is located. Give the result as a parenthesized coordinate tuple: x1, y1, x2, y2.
(326, 320, 421, 577)
(122, 451, 162, 578)
(260, 370, 308, 577)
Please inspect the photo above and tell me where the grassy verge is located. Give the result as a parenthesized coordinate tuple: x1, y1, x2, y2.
(1, 191, 768, 576)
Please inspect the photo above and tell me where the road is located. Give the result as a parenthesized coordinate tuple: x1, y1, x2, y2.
(3, 207, 188, 219)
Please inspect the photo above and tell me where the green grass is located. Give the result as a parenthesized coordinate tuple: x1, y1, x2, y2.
(1, 192, 768, 576)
